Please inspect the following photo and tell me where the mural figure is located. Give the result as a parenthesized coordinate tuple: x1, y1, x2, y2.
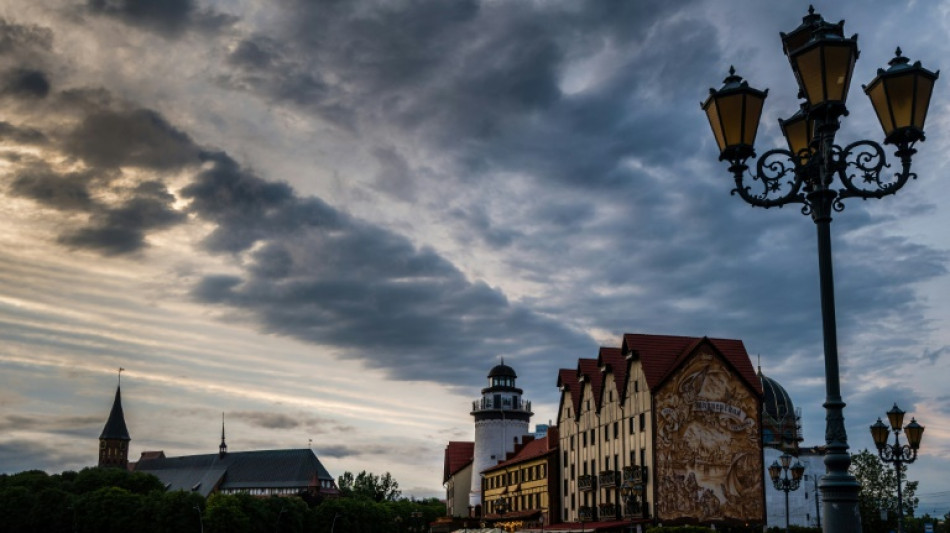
(654, 351, 763, 523)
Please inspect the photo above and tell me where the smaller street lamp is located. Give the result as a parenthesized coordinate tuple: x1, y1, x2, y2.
(870, 404, 925, 533)
(768, 453, 805, 533)
(492, 499, 508, 532)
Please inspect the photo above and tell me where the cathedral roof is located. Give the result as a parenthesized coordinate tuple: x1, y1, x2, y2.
(99, 386, 131, 441)
(134, 448, 335, 497)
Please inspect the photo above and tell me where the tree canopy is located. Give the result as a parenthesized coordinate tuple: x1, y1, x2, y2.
(851, 449, 920, 532)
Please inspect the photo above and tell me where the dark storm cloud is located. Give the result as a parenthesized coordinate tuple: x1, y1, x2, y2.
(58, 181, 186, 255)
(87, 0, 234, 37)
(11, 169, 94, 211)
(184, 154, 594, 383)
(2, 69, 50, 98)
(62, 108, 201, 170)
(0, 18, 53, 55)
(0, 121, 47, 144)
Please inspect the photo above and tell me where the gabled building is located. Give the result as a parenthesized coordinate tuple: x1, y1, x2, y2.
(557, 334, 765, 531)
(443, 441, 475, 518)
(482, 426, 560, 531)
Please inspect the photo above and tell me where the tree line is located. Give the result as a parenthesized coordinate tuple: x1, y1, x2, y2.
(0, 467, 442, 533)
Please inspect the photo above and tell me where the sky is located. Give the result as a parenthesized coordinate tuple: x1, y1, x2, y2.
(1, 0, 950, 512)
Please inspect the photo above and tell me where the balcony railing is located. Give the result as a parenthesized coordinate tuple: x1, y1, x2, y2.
(471, 398, 532, 413)
(598, 470, 618, 488)
(622, 465, 648, 486)
(579, 506, 596, 522)
(623, 500, 650, 519)
(598, 502, 619, 518)
(578, 474, 595, 492)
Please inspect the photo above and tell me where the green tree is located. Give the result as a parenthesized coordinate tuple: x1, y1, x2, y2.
(851, 449, 919, 533)
(74, 486, 149, 533)
(152, 490, 206, 533)
(337, 470, 401, 502)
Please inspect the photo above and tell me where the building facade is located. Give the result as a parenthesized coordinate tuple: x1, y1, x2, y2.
(482, 426, 560, 530)
(557, 334, 765, 530)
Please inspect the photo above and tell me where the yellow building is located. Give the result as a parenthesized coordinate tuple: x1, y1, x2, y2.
(557, 334, 764, 530)
(481, 427, 559, 532)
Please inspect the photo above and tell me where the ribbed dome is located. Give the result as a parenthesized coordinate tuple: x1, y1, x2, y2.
(759, 370, 802, 448)
(760, 373, 795, 421)
(488, 362, 517, 379)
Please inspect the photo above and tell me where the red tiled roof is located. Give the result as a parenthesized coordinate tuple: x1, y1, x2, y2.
(577, 358, 603, 411)
(621, 333, 762, 396)
(443, 441, 474, 483)
(482, 430, 557, 473)
(557, 368, 582, 420)
(597, 346, 627, 403)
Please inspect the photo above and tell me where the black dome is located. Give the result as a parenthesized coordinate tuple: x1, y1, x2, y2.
(488, 363, 517, 379)
(760, 373, 795, 420)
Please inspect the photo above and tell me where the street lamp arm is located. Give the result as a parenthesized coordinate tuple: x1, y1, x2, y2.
(836, 140, 917, 200)
(878, 442, 919, 464)
(729, 149, 807, 209)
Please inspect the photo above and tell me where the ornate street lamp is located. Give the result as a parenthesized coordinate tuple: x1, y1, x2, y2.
(703, 7, 937, 533)
(769, 453, 806, 533)
(871, 404, 925, 533)
(495, 499, 508, 532)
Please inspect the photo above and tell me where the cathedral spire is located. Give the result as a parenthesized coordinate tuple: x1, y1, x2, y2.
(98, 369, 131, 468)
(219, 412, 228, 457)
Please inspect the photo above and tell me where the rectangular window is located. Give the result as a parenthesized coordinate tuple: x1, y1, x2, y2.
(605, 424, 609, 440)
(571, 435, 575, 450)
(582, 432, 587, 447)
(590, 429, 595, 443)
(564, 451, 568, 465)
(639, 413, 646, 431)
(614, 421, 619, 439)
(640, 448, 646, 466)
(629, 417, 635, 434)
(634, 380, 639, 393)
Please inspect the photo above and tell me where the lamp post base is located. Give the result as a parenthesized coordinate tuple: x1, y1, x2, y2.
(819, 470, 862, 533)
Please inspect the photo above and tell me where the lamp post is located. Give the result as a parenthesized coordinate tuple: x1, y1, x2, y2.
(494, 499, 508, 532)
(769, 453, 806, 533)
(870, 404, 925, 533)
(702, 7, 938, 533)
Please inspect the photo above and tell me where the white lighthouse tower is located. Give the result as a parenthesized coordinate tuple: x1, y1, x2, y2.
(469, 359, 533, 509)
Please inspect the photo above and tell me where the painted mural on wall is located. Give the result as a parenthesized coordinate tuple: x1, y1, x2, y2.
(654, 350, 763, 523)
